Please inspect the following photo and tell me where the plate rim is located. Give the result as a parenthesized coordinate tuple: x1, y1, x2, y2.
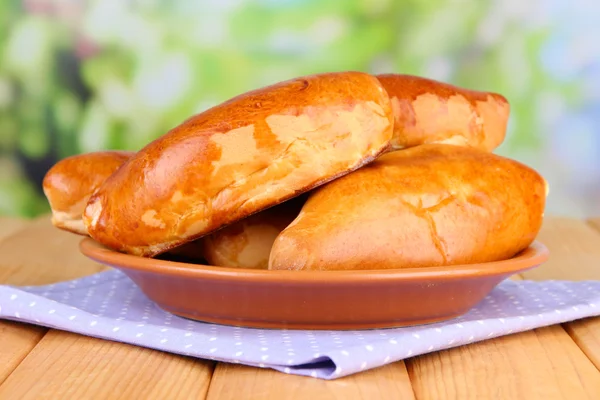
(79, 238, 549, 283)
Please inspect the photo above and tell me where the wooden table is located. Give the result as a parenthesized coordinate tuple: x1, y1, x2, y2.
(1, 215, 600, 399)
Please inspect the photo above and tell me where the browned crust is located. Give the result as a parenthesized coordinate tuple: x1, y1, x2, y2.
(269, 144, 546, 271)
(147, 142, 389, 258)
(83, 71, 394, 257)
(42, 151, 134, 235)
(376, 74, 510, 151)
(201, 194, 306, 269)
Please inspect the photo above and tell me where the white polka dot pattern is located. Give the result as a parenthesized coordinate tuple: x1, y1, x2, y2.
(1, 271, 599, 380)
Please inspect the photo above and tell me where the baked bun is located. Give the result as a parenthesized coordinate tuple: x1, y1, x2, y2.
(42, 151, 133, 235)
(201, 196, 305, 269)
(376, 74, 510, 152)
(83, 71, 394, 257)
(269, 144, 546, 271)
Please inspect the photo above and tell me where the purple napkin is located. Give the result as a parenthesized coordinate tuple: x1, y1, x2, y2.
(1, 270, 599, 379)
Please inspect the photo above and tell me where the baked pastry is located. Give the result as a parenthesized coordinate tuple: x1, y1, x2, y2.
(376, 74, 510, 151)
(82, 71, 394, 257)
(201, 195, 305, 269)
(269, 144, 546, 271)
(42, 151, 133, 235)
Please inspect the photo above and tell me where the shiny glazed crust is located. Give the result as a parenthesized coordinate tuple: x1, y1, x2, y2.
(269, 144, 546, 271)
(83, 71, 394, 257)
(376, 74, 510, 151)
(201, 196, 305, 269)
(42, 151, 133, 235)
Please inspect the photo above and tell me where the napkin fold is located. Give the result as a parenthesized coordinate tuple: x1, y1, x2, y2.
(1, 270, 599, 379)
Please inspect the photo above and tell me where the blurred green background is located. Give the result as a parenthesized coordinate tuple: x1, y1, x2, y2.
(0, 0, 598, 218)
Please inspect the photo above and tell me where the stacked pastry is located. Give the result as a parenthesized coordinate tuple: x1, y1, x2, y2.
(43, 72, 547, 271)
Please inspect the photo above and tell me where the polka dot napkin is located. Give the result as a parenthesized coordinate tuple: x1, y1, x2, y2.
(1, 270, 599, 379)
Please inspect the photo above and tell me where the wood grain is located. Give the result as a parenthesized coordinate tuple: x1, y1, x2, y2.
(0, 215, 102, 385)
(0, 216, 32, 246)
(564, 319, 600, 372)
(0, 216, 105, 285)
(558, 217, 600, 370)
(525, 217, 600, 371)
(0, 330, 214, 400)
(2, 215, 600, 399)
(404, 216, 600, 399)
(0, 216, 30, 241)
(524, 217, 600, 281)
(0, 321, 46, 385)
(0, 216, 216, 398)
(206, 362, 415, 400)
(408, 325, 600, 399)
(0, 217, 47, 385)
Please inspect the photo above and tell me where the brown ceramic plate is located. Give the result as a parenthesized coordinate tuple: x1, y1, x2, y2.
(79, 238, 549, 330)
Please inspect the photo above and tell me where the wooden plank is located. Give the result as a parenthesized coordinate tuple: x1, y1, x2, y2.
(206, 362, 415, 400)
(3, 214, 600, 399)
(0, 215, 105, 285)
(0, 330, 214, 400)
(564, 319, 600, 373)
(408, 325, 600, 399)
(202, 269, 517, 400)
(0, 217, 46, 385)
(524, 217, 600, 371)
(0, 216, 31, 241)
(403, 216, 600, 399)
(523, 217, 600, 281)
(0, 321, 46, 385)
(0, 215, 101, 385)
(588, 217, 600, 233)
(0, 216, 216, 398)
(556, 217, 600, 371)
